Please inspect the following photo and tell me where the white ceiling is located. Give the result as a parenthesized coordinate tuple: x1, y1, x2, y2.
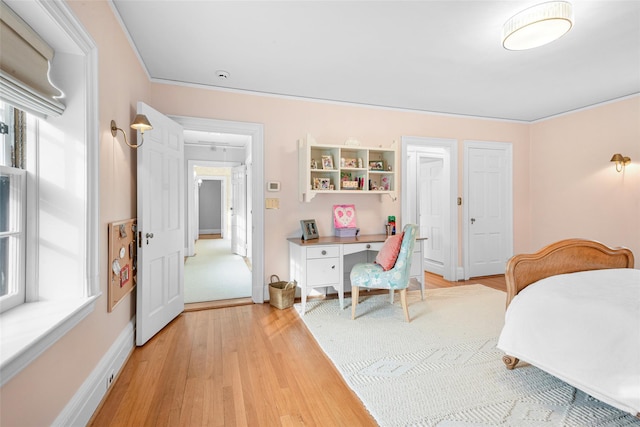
(112, 1, 640, 122)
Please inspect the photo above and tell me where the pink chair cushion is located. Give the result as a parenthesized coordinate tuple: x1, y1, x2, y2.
(375, 232, 404, 271)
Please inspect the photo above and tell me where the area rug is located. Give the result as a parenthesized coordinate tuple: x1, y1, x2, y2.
(295, 285, 640, 426)
(184, 238, 251, 303)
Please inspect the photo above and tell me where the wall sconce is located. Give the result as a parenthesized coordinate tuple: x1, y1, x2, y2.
(610, 153, 631, 172)
(110, 114, 153, 148)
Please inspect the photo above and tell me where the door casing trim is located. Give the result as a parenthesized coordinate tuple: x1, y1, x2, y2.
(401, 136, 458, 281)
(172, 115, 265, 303)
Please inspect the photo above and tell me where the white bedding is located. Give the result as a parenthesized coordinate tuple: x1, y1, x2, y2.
(497, 268, 640, 416)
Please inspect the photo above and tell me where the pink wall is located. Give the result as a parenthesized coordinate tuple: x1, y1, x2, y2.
(150, 84, 532, 278)
(530, 96, 640, 257)
(0, 2, 150, 426)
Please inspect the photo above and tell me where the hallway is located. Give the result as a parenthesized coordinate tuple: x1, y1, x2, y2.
(184, 237, 252, 303)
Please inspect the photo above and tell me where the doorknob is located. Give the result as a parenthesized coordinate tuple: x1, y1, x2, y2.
(470, 218, 476, 224)
(145, 232, 154, 245)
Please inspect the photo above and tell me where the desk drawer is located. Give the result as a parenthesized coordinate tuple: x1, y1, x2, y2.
(307, 246, 340, 259)
(343, 242, 384, 255)
(307, 258, 340, 285)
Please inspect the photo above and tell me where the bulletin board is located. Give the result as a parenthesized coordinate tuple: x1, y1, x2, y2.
(108, 218, 137, 312)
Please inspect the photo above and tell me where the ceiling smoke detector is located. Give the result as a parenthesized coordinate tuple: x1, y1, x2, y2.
(216, 70, 230, 79)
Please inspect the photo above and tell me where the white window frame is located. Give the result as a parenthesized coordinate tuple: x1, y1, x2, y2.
(0, 165, 26, 312)
(0, 0, 100, 386)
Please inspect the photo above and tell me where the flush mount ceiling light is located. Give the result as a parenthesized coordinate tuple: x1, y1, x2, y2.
(502, 1, 574, 50)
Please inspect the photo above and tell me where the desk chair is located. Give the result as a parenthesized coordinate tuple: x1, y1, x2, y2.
(350, 224, 418, 322)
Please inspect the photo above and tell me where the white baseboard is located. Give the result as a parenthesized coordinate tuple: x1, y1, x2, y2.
(456, 267, 465, 281)
(424, 259, 445, 276)
(199, 228, 221, 235)
(53, 319, 135, 427)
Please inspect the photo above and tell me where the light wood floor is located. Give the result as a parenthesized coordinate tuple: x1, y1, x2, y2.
(89, 274, 505, 426)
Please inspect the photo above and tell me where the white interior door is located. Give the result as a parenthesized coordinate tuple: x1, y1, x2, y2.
(420, 157, 445, 274)
(464, 141, 513, 279)
(231, 165, 247, 257)
(136, 102, 184, 346)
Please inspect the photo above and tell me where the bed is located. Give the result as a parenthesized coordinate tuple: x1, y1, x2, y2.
(497, 238, 639, 418)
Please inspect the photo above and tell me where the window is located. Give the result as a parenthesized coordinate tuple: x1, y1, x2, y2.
(0, 166, 26, 312)
(0, 103, 27, 313)
(0, 0, 99, 386)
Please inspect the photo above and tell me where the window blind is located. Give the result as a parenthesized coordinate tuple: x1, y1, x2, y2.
(0, 2, 64, 117)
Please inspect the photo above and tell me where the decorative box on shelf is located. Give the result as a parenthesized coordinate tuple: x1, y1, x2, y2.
(341, 181, 359, 190)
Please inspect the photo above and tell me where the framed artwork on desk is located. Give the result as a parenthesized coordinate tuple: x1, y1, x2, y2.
(333, 204, 357, 229)
(300, 219, 319, 240)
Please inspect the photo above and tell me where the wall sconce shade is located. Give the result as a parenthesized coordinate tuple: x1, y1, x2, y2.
(110, 114, 153, 148)
(130, 114, 153, 133)
(502, 1, 574, 50)
(610, 153, 631, 172)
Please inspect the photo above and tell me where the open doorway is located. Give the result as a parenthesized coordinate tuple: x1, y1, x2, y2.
(197, 176, 226, 238)
(185, 166, 252, 303)
(174, 116, 264, 304)
(401, 137, 458, 281)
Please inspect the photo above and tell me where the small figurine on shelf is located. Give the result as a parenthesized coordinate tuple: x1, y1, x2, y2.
(358, 158, 363, 168)
(381, 176, 390, 190)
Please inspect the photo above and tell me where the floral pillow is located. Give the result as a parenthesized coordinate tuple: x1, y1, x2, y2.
(375, 232, 404, 271)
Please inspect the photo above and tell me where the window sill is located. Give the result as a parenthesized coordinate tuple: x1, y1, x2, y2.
(0, 295, 100, 387)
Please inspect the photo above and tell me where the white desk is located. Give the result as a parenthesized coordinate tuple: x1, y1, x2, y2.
(288, 234, 425, 315)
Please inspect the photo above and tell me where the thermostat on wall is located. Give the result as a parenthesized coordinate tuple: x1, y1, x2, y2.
(267, 181, 280, 192)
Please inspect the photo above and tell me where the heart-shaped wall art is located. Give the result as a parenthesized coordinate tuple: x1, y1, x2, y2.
(333, 204, 357, 228)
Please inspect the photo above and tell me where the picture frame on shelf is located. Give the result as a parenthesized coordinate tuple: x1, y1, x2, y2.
(345, 158, 357, 168)
(319, 178, 331, 190)
(300, 219, 319, 240)
(322, 155, 334, 170)
(369, 160, 384, 171)
(313, 177, 331, 190)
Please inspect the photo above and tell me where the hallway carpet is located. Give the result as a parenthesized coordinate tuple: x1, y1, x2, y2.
(184, 239, 251, 303)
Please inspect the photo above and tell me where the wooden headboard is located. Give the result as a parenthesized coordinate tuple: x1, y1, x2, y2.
(505, 238, 634, 307)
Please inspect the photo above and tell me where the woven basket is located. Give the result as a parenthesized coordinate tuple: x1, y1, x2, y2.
(268, 275, 296, 309)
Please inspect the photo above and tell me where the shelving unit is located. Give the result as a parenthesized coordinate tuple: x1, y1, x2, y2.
(299, 134, 397, 202)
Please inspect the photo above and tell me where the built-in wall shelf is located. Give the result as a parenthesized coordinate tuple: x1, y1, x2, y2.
(298, 134, 397, 202)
